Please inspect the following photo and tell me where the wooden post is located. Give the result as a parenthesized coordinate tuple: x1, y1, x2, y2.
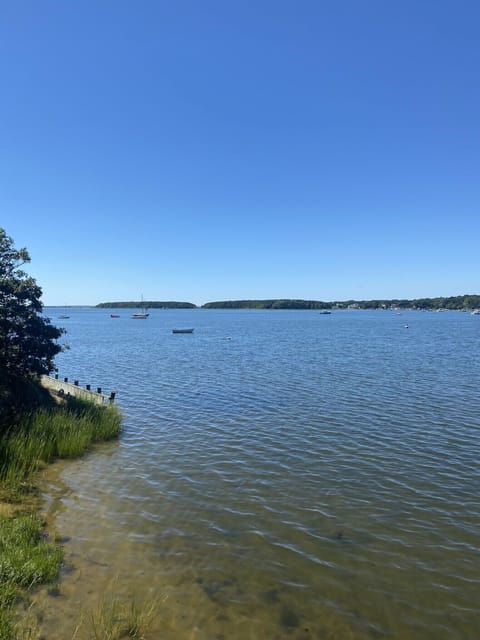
(86, 384, 91, 391)
(97, 387, 102, 395)
(64, 377, 68, 383)
(74, 380, 79, 386)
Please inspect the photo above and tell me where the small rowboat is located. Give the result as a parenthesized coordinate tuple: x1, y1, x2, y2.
(172, 328, 194, 334)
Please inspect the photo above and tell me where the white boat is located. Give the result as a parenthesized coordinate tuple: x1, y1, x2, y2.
(58, 305, 70, 319)
(132, 295, 149, 319)
(471, 309, 480, 315)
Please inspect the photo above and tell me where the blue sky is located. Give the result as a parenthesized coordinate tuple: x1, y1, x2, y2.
(1, 0, 479, 306)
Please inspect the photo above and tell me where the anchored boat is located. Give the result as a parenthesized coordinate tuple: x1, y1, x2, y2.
(132, 295, 149, 319)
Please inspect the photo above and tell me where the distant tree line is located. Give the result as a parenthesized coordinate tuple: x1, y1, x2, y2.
(201, 295, 480, 310)
(96, 295, 480, 311)
(201, 299, 332, 310)
(96, 301, 196, 309)
(336, 295, 480, 310)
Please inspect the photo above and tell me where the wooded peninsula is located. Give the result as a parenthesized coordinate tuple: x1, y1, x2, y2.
(96, 295, 480, 311)
(96, 301, 196, 309)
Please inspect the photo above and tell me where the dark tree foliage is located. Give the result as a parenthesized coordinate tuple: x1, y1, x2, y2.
(96, 301, 197, 309)
(201, 299, 333, 310)
(0, 228, 64, 386)
(201, 295, 480, 310)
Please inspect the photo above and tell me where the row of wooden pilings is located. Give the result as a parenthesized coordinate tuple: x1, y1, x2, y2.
(41, 375, 116, 405)
(53, 374, 116, 401)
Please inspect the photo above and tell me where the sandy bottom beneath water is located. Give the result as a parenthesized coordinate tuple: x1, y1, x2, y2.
(26, 451, 479, 640)
(30, 461, 328, 640)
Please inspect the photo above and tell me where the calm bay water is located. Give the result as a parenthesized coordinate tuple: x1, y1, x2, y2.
(37, 308, 479, 639)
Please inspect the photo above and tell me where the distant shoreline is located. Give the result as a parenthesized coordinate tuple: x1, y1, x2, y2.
(89, 295, 480, 311)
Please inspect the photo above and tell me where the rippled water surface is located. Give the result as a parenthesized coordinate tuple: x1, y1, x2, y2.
(38, 308, 479, 639)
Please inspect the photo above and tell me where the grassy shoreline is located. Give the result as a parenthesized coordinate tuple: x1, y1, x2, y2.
(0, 393, 122, 639)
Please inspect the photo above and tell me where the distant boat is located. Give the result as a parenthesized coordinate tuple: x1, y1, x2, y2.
(472, 309, 480, 315)
(319, 311, 331, 315)
(58, 315, 70, 319)
(172, 328, 194, 334)
(110, 314, 120, 318)
(132, 295, 149, 319)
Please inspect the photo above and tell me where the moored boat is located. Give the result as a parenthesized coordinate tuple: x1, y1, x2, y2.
(172, 328, 194, 334)
(132, 295, 149, 319)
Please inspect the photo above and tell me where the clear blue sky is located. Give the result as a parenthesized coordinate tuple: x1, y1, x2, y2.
(1, 0, 479, 306)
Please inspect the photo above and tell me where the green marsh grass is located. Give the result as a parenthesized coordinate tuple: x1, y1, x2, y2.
(0, 514, 63, 640)
(0, 394, 122, 638)
(88, 595, 159, 640)
(0, 398, 122, 497)
(0, 515, 62, 588)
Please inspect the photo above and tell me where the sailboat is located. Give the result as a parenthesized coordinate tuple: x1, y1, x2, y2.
(131, 295, 149, 319)
(58, 304, 70, 319)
